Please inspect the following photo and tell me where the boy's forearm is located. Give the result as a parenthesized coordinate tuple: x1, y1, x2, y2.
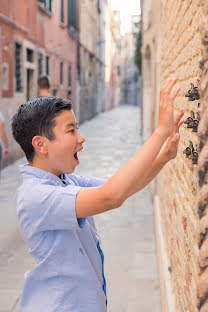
(128, 150, 168, 195)
(105, 128, 168, 206)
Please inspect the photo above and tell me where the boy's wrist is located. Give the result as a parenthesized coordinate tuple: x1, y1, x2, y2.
(154, 127, 169, 140)
(159, 149, 171, 163)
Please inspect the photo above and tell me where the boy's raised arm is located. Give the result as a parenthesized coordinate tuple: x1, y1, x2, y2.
(127, 109, 184, 195)
(76, 78, 181, 218)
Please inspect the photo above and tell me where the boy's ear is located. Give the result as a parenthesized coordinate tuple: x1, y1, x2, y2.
(32, 136, 48, 156)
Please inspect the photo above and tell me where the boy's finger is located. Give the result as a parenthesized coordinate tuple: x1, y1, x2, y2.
(178, 120, 184, 128)
(162, 78, 171, 90)
(166, 78, 177, 94)
(174, 133, 180, 141)
(171, 133, 180, 144)
(174, 110, 184, 126)
(175, 120, 184, 134)
(170, 86, 180, 100)
(173, 110, 184, 133)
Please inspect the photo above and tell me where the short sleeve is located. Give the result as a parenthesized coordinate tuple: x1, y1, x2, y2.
(66, 174, 105, 187)
(14, 183, 84, 239)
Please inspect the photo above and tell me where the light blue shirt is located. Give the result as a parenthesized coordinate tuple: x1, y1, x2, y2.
(14, 164, 107, 312)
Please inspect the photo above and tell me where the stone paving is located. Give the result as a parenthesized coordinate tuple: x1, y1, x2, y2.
(0, 105, 160, 311)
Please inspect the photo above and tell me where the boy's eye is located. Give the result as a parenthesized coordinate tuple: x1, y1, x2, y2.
(67, 127, 78, 133)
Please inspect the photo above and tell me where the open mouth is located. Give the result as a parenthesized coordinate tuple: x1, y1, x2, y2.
(74, 152, 79, 162)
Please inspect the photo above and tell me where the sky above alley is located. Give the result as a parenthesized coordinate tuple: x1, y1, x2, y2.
(109, 0, 141, 35)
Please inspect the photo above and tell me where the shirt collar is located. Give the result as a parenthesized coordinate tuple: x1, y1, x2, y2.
(19, 164, 64, 186)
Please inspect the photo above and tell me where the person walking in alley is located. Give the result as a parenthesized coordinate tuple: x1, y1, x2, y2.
(11, 78, 184, 312)
(37, 75, 50, 97)
(0, 112, 9, 175)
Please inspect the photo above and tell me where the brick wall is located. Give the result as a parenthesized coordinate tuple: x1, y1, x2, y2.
(197, 1, 208, 310)
(157, 1, 202, 310)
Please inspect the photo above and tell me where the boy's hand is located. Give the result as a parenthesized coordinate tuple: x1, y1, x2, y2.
(163, 109, 184, 161)
(157, 78, 180, 138)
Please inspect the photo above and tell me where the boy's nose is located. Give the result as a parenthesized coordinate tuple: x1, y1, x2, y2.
(77, 132, 85, 144)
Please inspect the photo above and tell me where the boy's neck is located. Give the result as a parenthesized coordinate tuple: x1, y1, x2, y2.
(39, 89, 50, 97)
(29, 160, 61, 177)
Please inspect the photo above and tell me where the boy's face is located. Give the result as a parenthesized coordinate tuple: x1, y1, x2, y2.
(46, 110, 85, 175)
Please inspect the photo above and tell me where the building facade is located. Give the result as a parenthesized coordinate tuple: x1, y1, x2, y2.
(141, 1, 207, 311)
(104, 3, 121, 110)
(120, 15, 141, 107)
(0, 0, 80, 165)
(78, 0, 106, 123)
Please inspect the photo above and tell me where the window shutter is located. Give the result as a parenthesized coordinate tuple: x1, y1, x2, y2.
(15, 43, 22, 92)
(68, 0, 77, 30)
(61, 0, 64, 23)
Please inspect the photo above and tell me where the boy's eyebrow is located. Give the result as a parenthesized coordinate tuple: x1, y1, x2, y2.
(65, 122, 78, 128)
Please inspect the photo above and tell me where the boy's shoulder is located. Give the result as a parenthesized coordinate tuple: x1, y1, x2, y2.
(14, 172, 88, 204)
(14, 173, 62, 209)
(14, 178, 51, 208)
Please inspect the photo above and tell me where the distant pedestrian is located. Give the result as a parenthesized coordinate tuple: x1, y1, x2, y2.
(11, 78, 183, 311)
(37, 75, 50, 97)
(0, 112, 9, 174)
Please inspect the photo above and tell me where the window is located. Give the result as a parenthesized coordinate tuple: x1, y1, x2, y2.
(38, 52, 43, 76)
(61, 0, 64, 23)
(68, 64, 71, 87)
(15, 43, 22, 92)
(68, 64, 72, 97)
(46, 56, 50, 76)
(68, 0, 77, 30)
(37, 0, 53, 13)
(52, 88, 57, 96)
(117, 65, 121, 76)
(97, 0, 101, 14)
(60, 62, 63, 85)
(27, 48, 34, 63)
(2, 63, 9, 91)
(45, 0, 52, 12)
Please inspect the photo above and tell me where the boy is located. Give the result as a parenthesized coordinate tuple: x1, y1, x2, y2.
(0, 112, 9, 175)
(37, 75, 50, 97)
(12, 78, 184, 311)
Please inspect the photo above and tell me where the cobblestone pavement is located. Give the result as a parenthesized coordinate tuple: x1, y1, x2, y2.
(0, 105, 160, 312)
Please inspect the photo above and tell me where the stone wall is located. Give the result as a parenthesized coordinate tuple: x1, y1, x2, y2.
(156, 1, 201, 311)
(197, 1, 208, 311)
(142, 0, 204, 311)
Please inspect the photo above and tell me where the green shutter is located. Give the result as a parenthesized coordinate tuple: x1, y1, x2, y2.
(61, 0, 64, 23)
(46, 56, 50, 75)
(68, 0, 77, 30)
(60, 62, 63, 84)
(15, 43, 22, 92)
(38, 53, 43, 76)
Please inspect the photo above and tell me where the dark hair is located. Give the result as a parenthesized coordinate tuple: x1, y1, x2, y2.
(12, 96, 72, 162)
(38, 75, 50, 89)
